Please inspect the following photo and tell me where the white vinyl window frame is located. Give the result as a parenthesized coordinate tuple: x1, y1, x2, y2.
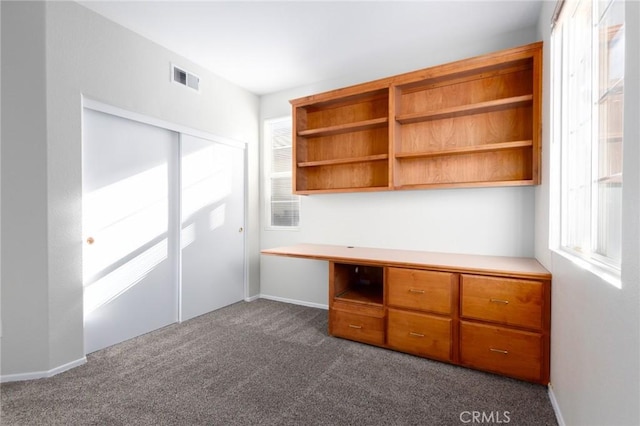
(550, 0, 625, 285)
(263, 116, 300, 230)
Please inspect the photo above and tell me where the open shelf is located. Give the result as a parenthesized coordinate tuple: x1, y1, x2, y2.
(393, 52, 538, 189)
(395, 95, 533, 124)
(292, 87, 390, 194)
(336, 285, 384, 305)
(394, 146, 534, 189)
(298, 154, 389, 168)
(397, 60, 533, 95)
(295, 154, 389, 193)
(297, 117, 388, 138)
(395, 140, 533, 159)
(332, 263, 384, 307)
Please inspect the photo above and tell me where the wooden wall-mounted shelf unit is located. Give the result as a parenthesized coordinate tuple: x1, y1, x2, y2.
(290, 42, 542, 194)
(292, 88, 391, 194)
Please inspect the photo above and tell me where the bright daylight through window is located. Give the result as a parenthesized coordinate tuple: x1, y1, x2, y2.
(264, 117, 300, 228)
(552, 0, 625, 275)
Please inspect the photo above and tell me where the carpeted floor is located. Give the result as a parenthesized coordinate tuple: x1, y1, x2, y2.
(1, 299, 558, 425)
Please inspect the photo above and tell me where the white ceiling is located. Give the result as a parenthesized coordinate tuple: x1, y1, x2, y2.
(79, 1, 543, 95)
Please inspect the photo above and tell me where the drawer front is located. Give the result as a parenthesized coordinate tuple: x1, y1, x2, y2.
(387, 308, 452, 361)
(330, 309, 384, 346)
(387, 268, 454, 314)
(461, 275, 543, 330)
(460, 321, 543, 383)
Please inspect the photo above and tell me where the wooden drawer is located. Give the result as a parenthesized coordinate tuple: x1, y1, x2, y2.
(460, 321, 543, 383)
(330, 308, 384, 346)
(460, 274, 543, 330)
(387, 268, 454, 314)
(387, 308, 452, 361)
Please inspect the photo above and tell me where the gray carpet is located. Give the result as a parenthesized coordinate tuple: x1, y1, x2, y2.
(1, 299, 558, 425)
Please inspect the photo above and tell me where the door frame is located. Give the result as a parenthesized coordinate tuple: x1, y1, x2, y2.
(81, 97, 248, 326)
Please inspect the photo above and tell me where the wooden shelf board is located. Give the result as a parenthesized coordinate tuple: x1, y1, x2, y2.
(295, 185, 392, 195)
(396, 95, 533, 124)
(336, 287, 383, 306)
(291, 86, 389, 108)
(395, 140, 533, 159)
(297, 117, 388, 138)
(395, 179, 536, 191)
(298, 154, 389, 168)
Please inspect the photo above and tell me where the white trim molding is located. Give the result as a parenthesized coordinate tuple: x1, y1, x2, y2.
(0, 357, 87, 383)
(548, 383, 567, 426)
(258, 294, 328, 310)
(82, 97, 247, 150)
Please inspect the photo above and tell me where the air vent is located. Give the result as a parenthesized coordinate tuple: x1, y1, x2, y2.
(171, 63, 200, 92)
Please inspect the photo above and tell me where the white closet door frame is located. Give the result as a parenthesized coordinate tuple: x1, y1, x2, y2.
(82, 98, 247, 150)
(82, 97, 248, 323)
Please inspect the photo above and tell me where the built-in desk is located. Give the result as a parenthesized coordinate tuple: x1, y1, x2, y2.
(262, 243, 551, 384)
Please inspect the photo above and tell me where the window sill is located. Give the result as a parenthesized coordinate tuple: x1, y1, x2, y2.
(551, 248, 622, 289)
(265, 227, 300, 232)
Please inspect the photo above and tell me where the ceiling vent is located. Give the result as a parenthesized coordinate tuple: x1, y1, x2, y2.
(171, 63, 200, 92)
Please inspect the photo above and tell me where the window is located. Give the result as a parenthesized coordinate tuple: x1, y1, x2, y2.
(264, 117, 300, 228)
(552, 0, 625, 273)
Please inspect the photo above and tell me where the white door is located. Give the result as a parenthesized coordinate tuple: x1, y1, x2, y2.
(82, 109, 179, 353)
(180, 134, 245, 321)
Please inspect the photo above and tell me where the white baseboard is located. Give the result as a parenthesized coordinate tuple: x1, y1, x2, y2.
(258, 294, 328, 310)
(244, 294, 260, 302)
(0, 356, 87, 383)
(548, 383, 566, 426)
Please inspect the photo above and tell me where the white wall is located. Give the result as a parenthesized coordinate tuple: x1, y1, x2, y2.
(1, 1, 260, 377)
(1, 1, 50, 375)
(0, 0, 3, 354)
(259, 26, 541, 307)
(535, 2, 640, 425)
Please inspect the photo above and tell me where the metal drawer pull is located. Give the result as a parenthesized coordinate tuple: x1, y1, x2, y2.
(409, 288, 425, 294)
(348, 324, 362, 329)
(490, 298, 509, 304)
(409, 332, 425, 338)
(490, 348, 509, 354)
